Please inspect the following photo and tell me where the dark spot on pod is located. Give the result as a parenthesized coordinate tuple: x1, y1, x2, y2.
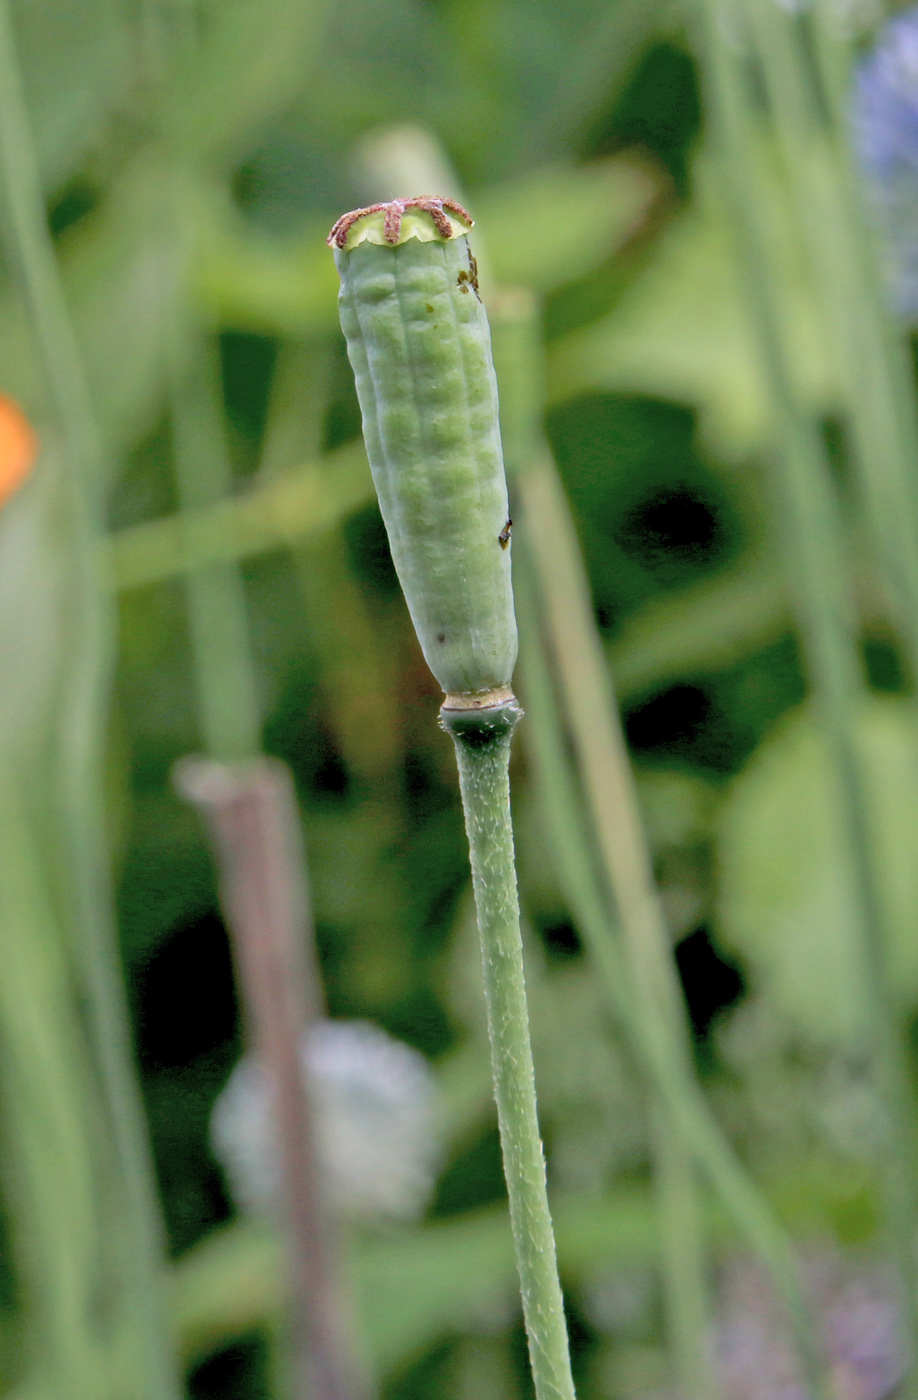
(437, 632, 446, 643)
(425, 302, 434, 313)
(498, 518, 512, 549)
(457, 269, 471, 294)
(467, 250, 481, 300)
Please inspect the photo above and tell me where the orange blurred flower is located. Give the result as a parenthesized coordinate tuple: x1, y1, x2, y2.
(0, 395, 37, 507)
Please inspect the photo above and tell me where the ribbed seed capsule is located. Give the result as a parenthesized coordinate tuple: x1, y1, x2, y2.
(328, 197, 518, 700)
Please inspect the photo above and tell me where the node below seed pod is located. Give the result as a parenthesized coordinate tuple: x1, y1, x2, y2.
(439, 690, 522, 749)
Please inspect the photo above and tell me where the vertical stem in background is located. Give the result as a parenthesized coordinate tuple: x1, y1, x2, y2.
(170, 332, 262, 761)
(0, 751, 103, 1395)
(0, 4, 179, 1395)
(696, 1, 918, 1386)
(176, 758, 368, 1400)
(492, 296, 718, 1400)
(439, 700, 576, 1400)
(523, 454, 717, 1400)
(746, 0, 918, 685)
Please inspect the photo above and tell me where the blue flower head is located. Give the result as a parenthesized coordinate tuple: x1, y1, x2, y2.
(854, 4, 918, 317)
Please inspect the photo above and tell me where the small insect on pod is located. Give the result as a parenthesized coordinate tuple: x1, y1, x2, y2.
(328, 197, 518, 704)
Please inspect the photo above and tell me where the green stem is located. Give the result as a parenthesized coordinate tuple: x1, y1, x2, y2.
(440, 701, 576, 1400)
(696, 4, 918, 1384)
(0, 5, 177, 1394)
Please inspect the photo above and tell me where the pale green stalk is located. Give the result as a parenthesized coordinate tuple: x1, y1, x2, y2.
(440, 701, 575, 1400)
(169, 330, 262, 760)
(696, 2, 918, 1386)
(0, 4, 178, 1393)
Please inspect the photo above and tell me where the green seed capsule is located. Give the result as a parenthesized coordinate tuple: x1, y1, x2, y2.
(328, 197, 518, 701)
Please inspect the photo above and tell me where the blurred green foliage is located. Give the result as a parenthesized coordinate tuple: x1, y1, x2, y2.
(2, 0, 917, 1396)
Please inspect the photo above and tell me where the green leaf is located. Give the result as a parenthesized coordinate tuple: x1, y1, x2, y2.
(716, 698, 918, 1043)
(168, 0, 329, 164)
(609, 552, 790, 703)
(196, 211, 340, 336)
(0, 156, 186, 458)
(11, 0, 131, 191)
(477, 156, 661, 296)
(547, 151, 839, 457)
(196, 156, 662, 336)
(172, 1189, 659, 1372)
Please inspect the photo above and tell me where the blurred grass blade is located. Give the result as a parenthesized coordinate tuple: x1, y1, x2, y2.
(169, 329, 262, 761)
(0, 3, 179, 1392)
(9, 0, 132, 192)
(0, 750, 105, 1395)
(744, 0, 918, 685)
(609, 550, 789, 702)
(524, 0, 673, 161)
(156, 0, 330, 166)
(517, 453, 718, 1400)
(694, 0, 918, 1385)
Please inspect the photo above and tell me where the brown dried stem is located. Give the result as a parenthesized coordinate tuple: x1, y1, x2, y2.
(176, 755, 368, 1400)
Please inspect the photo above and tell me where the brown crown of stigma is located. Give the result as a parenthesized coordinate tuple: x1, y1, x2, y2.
(327, 196, 473, 248)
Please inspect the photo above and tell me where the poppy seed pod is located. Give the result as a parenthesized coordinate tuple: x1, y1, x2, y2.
(328, 198, 518, 701)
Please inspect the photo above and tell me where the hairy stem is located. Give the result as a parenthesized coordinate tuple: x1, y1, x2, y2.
(441, 701, 576, 1400)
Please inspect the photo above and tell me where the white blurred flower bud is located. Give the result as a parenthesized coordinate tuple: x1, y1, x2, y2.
(210, 1019, 440, 1225)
